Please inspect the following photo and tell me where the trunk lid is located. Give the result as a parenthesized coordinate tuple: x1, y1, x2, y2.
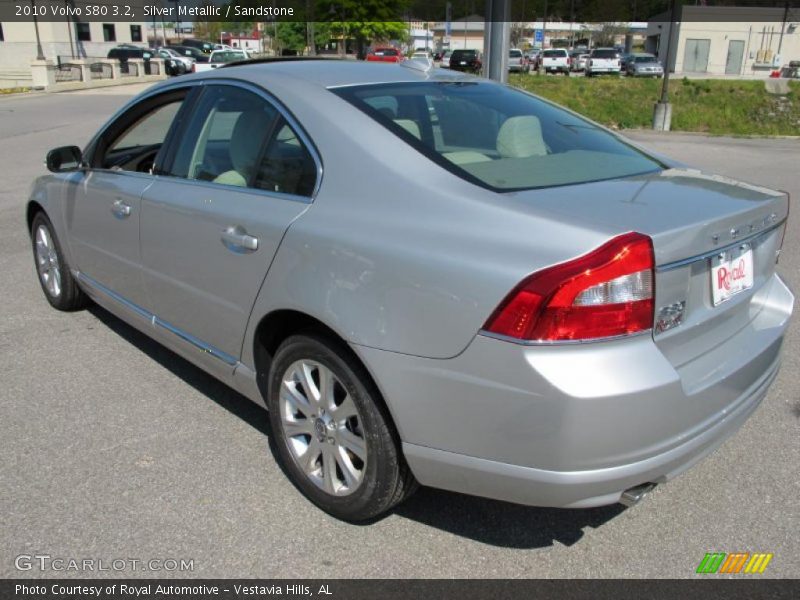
(512, 168, 789, 367)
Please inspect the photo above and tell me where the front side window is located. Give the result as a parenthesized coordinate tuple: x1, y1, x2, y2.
(168, 85, 317, 196)
(334, 82, 662, 191)
(97, 96, 186, 172)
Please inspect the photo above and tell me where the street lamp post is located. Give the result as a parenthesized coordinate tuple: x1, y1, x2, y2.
(30, 0, 45, 60)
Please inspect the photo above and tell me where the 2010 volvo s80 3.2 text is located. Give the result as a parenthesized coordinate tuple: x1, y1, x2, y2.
(28, 59, 793, 521)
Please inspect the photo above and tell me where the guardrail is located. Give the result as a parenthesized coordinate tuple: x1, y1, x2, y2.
(31, 57, 167, 91)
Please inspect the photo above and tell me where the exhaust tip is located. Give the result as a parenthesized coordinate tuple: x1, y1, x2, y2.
(620, 483, 657, 507)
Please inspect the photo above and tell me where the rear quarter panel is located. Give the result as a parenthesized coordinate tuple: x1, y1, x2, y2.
(239, 78, 613, 363)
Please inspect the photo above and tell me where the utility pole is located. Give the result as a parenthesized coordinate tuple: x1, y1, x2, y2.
(777, 0, 790, 58)
(653, 0, 678, 131)
(484, 0, 510, 82)
(538, 0, 548, 74)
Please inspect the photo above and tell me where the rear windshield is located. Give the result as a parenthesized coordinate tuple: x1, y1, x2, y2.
(374, 49, 398, 56)
(452, 50, 477, 58)
(592, 49, 619, 58)
(509, 50, 523, 57)
(543, 50, 566, 57)
(333, 82, 662, 192)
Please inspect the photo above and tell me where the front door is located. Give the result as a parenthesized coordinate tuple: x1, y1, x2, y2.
(66, 92, 189, 309)
(139, 83, 319, 363)
(725, 40, 745, 75)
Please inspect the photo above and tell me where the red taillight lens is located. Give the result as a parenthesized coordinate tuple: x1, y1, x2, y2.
(484, 232, 655, 342)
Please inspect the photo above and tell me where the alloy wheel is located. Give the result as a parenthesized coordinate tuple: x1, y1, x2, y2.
(279, 360, 367, 496)
(35, 225, 61, 298)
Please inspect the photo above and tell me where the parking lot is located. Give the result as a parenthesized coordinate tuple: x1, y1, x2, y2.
(0, 84, 798, 578)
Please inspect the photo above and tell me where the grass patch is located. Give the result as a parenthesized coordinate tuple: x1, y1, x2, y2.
(0, 87, 31, 95)
(509, 74, 800, 136)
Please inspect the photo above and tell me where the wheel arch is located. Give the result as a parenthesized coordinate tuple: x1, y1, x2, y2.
(26, 200, 45, 232)
(251, 308, 406, 441)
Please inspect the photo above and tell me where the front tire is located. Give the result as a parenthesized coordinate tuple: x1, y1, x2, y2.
(267, 334, 416, 521)
(30, 212, 88, 311)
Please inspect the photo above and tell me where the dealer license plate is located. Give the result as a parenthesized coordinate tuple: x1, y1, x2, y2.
(710, 244, 753, 306)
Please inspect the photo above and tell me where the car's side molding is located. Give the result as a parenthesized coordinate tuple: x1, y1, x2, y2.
(75, 271, 238, 366)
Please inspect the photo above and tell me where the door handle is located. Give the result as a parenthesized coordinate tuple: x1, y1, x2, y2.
(221, 225, 259, 252)
(111, 199, 132, 219)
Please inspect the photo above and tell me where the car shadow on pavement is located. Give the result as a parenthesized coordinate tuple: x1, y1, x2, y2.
(393, 487, 625, 549)
(88, 305, 271, 437)
(89, 304, 627, 548)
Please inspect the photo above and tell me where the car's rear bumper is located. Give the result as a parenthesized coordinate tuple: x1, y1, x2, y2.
(354, 274, 793, 508)
(402, 351, 778, 507)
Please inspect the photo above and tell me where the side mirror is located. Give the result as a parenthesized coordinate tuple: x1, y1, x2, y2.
(46, 146, 84, 173)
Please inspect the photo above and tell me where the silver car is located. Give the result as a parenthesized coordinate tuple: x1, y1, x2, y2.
(626, 53, 665, 77)
(29, 60, 793, 521)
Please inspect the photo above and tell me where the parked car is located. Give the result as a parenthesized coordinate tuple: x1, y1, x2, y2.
(508, 48, 529, 73)
(365, 47, 403, 63)
(180, 38, 215, 54)
(625, 53, 664, 77)
(166, 46, 210, 63)
(192, 49, 249, 73)
(30, 60, 793, 521)
(155, 48, 193, 76)
(569, 50, 584, 71)
(526, 49, 541, 70)
(620, 52, 634, 71)
(586, 48, 622, 76)
(541, 48, 571, 75)
(439, 50, 453, 68)
(448, 49, 482, 73)
(106, 45, 154, 73)
(573, 53, 590, 71)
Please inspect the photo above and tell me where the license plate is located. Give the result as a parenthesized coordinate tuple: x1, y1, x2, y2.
(460, 61, 467, 65)
(710, 245, 753, 306)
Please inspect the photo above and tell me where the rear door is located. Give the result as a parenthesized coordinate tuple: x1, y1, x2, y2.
(139, 82, 319, 365)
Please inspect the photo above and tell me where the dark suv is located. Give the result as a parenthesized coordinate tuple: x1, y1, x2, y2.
(448, 49, 482, 73)
(106, 45, 154, 74)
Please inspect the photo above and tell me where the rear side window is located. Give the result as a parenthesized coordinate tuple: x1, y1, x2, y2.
(333, 81, 662, 192)
(168, 85, 317, 197)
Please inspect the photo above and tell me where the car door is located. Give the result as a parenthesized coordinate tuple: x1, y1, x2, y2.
(139, 82, 319, 365)
(65, 88, 192, 309)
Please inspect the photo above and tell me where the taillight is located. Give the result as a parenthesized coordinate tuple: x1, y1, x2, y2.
(191, 63, 196, 73)
(484, 232, 655, 342)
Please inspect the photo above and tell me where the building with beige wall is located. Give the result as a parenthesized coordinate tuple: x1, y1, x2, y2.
(647, 5, 800, 77)
(0, 19, 148, 88)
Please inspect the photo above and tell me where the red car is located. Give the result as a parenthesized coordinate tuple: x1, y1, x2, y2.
(366, 47, 404, 63)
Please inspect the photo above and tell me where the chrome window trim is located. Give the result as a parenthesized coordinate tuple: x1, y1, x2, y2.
(75, 271, 238, 366)
(655, 218, 786, 273)
(83, 77, 324, 203)
(195, 77, 324, 201)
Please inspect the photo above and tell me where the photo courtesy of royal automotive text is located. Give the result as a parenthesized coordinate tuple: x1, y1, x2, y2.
(0, 0, 798, 598)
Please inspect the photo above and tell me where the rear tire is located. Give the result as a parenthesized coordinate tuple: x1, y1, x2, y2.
(30, 212, 88, 311)
(267, 334, 417, 521)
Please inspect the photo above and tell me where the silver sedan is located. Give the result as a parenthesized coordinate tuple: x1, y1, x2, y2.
(28, 60, 793, 521)
(626, 54, 665, 77)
